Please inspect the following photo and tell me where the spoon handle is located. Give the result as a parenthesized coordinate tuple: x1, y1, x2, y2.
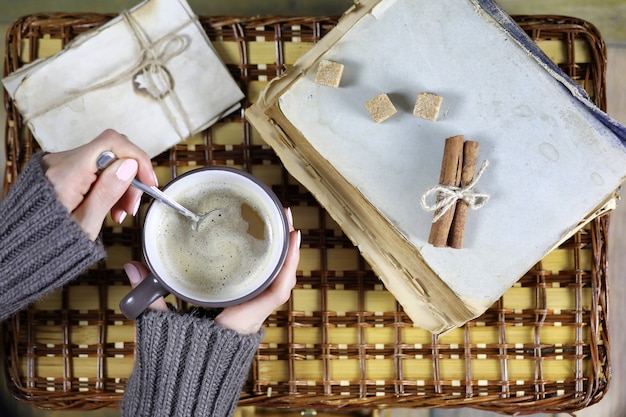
(131, 179, 199, 222)
(96, 151, 199, 222)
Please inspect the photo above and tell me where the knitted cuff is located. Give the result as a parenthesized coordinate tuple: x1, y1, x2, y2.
(0, 153, 106, 321)
(121, 310, 264, 417)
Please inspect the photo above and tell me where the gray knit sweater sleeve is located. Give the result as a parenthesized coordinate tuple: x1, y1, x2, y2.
(0, 153, 106, 322)
(121, 310, 263, 417)
(2, 155, 263, 415)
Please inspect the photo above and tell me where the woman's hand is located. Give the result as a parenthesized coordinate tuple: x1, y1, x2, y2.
(42, 129, 157, 240)
(214, 208, 300, 334)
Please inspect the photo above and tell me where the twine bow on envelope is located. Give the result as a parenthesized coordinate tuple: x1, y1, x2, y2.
(123, 10, 187, 100)
(420, 160, 491, 223)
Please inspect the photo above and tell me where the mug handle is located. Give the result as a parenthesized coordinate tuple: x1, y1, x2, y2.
(119, 273, 170, 319)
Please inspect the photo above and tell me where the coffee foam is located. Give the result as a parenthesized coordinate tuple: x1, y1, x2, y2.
(152, 179, 278, 301)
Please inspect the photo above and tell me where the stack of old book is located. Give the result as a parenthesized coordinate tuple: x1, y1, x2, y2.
(247, 0, 626, 333)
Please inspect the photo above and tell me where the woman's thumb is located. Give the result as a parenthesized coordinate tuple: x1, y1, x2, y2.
(72, 158, 137, 240)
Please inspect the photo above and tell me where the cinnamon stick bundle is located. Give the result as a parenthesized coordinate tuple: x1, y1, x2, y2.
(448, 140, 480, 249)
(428, 135, 464, 247)
(427, 136, 482, 249)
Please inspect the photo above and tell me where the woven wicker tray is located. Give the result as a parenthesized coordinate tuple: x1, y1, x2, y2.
(2, 13, 610, 414)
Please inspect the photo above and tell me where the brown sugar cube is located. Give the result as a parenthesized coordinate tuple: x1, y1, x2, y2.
(413, 92, 443, 121)
(315, 59, 344, 88)
(365, 93, 397, 123)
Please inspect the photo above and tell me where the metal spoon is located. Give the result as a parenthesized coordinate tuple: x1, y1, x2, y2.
(96, 151, 217, 229)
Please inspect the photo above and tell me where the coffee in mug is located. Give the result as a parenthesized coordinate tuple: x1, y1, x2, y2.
(120, 167, 289, 319)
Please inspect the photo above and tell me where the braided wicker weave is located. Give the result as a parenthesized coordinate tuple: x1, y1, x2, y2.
(2, 13, 610, 414)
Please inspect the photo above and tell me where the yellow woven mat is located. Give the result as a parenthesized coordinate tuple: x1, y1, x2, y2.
(2, 14, 610, 414)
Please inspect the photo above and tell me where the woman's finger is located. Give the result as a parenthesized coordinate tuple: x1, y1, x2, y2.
(124, 262, 169, 312)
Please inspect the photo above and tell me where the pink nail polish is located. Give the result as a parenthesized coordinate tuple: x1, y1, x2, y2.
(124, 263, 141, 285)
(132, 198, 141, 216)
(116, 159, 138, 181)
(118, 211, 127, 224)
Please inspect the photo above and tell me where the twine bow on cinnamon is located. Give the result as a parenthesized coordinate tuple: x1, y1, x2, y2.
(421, 160, 490, 223)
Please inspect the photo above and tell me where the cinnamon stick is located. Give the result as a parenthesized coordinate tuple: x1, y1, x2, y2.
(448, 140, 480, 249)
(428, 135, 464, 247)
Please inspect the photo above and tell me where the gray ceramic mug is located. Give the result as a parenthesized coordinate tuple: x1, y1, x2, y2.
(120, 167, 289, 319)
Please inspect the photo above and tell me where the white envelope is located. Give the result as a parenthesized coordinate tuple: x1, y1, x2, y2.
(2, 0, 244, 158)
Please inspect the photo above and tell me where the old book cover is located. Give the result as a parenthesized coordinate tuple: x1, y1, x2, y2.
(247, 0, 626, 333)
(2, 0, 244, 158)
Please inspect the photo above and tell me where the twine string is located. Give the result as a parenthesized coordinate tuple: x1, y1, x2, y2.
(420, 160, 491, 223)
(123, 10, 186, 99)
